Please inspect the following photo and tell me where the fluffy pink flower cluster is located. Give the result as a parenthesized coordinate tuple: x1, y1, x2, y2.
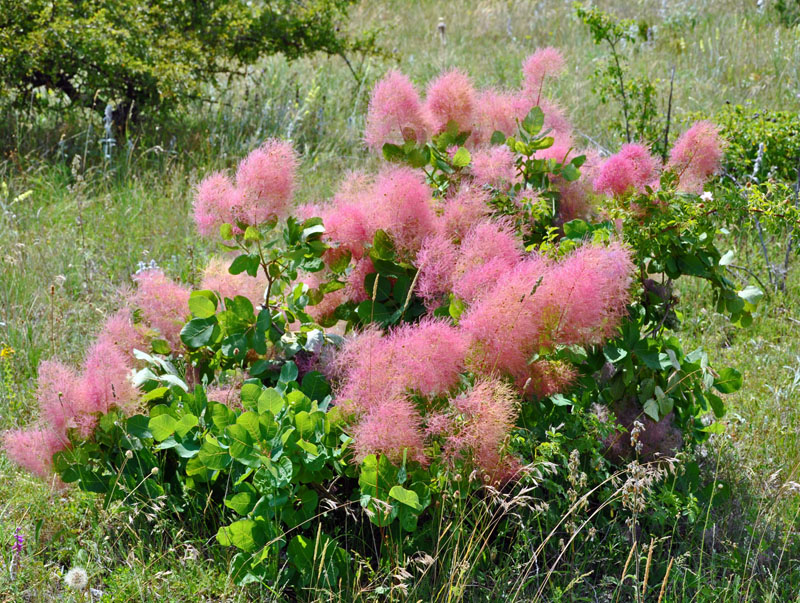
(330, 238, 634, 480)
(593, 143, 660, 197)
(667, 121, 724, 194)
(461, 242, 633, 395)
(131, 269, 191, 349)
(365, 48, 571, 149)
(592, 122, 723, 200)
(361, 51, 612, 226)
(3, 268, 193, 479)
(3, 338, 139, 479)
(193, 139, 298, 237)
(441, 379, 522, 483)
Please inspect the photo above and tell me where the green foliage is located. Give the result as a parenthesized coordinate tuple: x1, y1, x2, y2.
(0, 0, 378, 120)
(702, 104, 800, 293)
(3, 0, 800, 598)
(775, 0, 800, 27)
(184, 214, 334, 383)
(713, 104, 800, 183)
(55, 373, 353, 591)
(575, 2, 670, 156)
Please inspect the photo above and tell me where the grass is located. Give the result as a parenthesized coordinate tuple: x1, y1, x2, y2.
(1, 0, 800, 599)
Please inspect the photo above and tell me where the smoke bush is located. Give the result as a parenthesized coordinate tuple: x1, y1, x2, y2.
(3, 47, 751, 594)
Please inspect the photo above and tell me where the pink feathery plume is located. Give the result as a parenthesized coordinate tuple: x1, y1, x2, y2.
(131, 269, 191, 351)
(594, 143, 660, 197)
(365, 70, 430, 150)
(369, 166, 436, 257)
(522, 48, 566, 101)
(2, 427, 68, 479)
(96, 309, 149, 363)
(319, 200, 371, 265)
(667, 121, 724, 193)
(332, 328, 396, 415)
(351, 397, 428, 465)
(470, 145, 517, 189)
(81, 339, 139, 418)
(437, 185, 491, 241)
(36, 360, 88, 438)
(344, 257, 375, 304)
(416, 233, 459, 309)
(471, 89, 519, 146)
(388, 318, 468, 398)
(193, 172, 238, 237)
(234, 139, 298, 226)
(460, 256, 552, 391)
(424, 69, 477, 134)
(452, 221, 522, 304)
(534, 242, 634, 349)
(444, 378, 522, 483)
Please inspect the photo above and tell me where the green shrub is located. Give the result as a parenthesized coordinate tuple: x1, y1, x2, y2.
(0, 0, 378, 123)
(5, 54, 762, 599)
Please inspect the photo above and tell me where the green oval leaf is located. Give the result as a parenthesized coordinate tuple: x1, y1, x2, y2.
(713, 367, 743, 394)
(389, 485, 422, 511)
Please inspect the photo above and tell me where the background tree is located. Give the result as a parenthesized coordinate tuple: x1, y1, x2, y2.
(0, 0, 379, 125)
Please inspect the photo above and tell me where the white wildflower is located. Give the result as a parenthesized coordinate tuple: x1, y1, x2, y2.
(64, 566, 88, 590)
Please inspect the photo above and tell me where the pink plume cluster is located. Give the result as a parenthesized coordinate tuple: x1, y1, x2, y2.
(371, 166, 436, 256)
(437, 186, 491, 241)
(594, 143, 661, 197)
(472, 89, 520, 146)
(4, 266, 197, 480)
(82, 340, 139, 417)
(364, 50, 571, 154)
(417, 220, 521, 309)
(311, 166, 435, 276)
(336, 321, 527, 474)
(444, 379, 522, 483)
(36, 360, 93, 439)
(201, 256, 268, 308)
(4, 339, 141, 479)
(194, 173, 238, 237)
(667, 121, 724, 193)
(417, 233, 459, 308)
(335, 319, 468, 417)
(365, 70, 429, 150)
(235, 140, 298, 225)
(424, 69, 477, 134)
(2, 428, 67, 480)
(470, 146, 517, 188)
(360, 50, 595, 235)
(319, 201, 371, 264)
(351, 398, 428, 465)
(451, 222, 522, 304)
(461, 242, 633, 395)
(193, 139, 297, 236)
(132, 269, 191, 350)
(96, 308, 149, 363)
(522, 47, 566, 100)
(344, 257, 374, 305)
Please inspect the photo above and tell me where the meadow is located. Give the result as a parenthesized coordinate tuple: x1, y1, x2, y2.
(1, 0, 800, 600)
